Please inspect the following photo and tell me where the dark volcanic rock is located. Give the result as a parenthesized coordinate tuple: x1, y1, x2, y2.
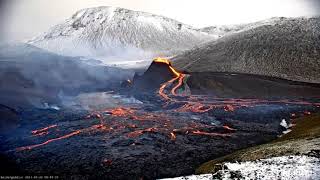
(172, 17, 320, 83)
(187, 72, 320, 98)
(0, 104, 19, 131)
(132, 61, 178, 91)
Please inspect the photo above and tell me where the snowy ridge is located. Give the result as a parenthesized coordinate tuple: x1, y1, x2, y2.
(201, 17, 287, 37)
(28, 6, 214, 61)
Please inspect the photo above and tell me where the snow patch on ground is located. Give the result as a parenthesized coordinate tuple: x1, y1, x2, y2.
(279, 119, 294, 136)
(160, 155, 320, 180)
(224, 155, 320, 179)
(280, 119, 289, 128)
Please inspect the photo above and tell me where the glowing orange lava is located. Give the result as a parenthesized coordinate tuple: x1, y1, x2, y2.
(153, 57, 186, 100)
(126, 127, 157, 138)
(31, 124, 57, 135)
(191, 130, 231, 137)
(17, 130, 81, 151)
(170, 132, 176, 141)
(153, 57, 171, 65)
(224, 105, 235, 112)
(32, 131, 49, 137)
(108, 107, 137, 119)
(153, 57, 181, 77)
(171, 74, 185, 96)
(159, 77, 179, 100)
(223, 125, 236, 131)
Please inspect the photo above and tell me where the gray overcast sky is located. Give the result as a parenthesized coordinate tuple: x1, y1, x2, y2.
(0, 0, 319, 42)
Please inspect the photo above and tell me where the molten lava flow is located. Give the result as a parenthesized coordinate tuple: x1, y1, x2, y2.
(32, 131, 49, 137)
(223, 125, 236, 131)
(31, 124, 57, 135)
(107, 107, 138, 120)
(168, 66, 181, 77)
(224, 105, 235, 112)
(153, 57, 171, 66)
(126, 127, 157, 138)
(153, 57, 181, 78)
(171, 74, 185, 96)
(109, 107, 135, 117)
(170, 132, 176, 141)
(159, 77, 179, 100)
(17, 130, 81, 151)
(191, 130, 231, 137)
(153, 57, 186, 100)
(176, 103, 215, 113)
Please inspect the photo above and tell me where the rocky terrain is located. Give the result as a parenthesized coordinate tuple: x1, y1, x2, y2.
(172, 17, 320, 83)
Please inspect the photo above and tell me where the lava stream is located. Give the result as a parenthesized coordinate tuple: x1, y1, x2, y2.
(31, 124, 57, 135)
(154, 57, 186, 100)
(153, 58, 320, 114)
(17, 130, 81, 151)
(191, 130, 231, 137)
(159, 77, 180, 100)
(171, 74, 185, 96)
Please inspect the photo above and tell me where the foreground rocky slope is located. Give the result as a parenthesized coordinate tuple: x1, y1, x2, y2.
(193, 113, 320, 179)
(172, 17, 320, 83)
(162, 113, 320, 179)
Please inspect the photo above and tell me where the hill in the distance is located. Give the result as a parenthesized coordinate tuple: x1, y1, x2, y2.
(172, 17, 320, 83)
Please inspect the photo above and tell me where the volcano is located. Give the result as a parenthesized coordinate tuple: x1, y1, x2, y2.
(133, 58, 320, 99)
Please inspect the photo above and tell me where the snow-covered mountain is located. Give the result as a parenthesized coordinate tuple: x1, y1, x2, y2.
(29, 6, 213, 62)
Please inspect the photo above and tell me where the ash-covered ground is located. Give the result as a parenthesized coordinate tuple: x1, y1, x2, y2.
(1, 60, 320, 180)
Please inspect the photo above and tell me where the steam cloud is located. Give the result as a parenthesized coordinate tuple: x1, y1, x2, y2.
(0, 43, 135, 109)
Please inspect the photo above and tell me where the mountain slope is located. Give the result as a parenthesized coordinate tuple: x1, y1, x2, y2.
(29, 6, 213, 61)
(172, 17, 320, 83)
